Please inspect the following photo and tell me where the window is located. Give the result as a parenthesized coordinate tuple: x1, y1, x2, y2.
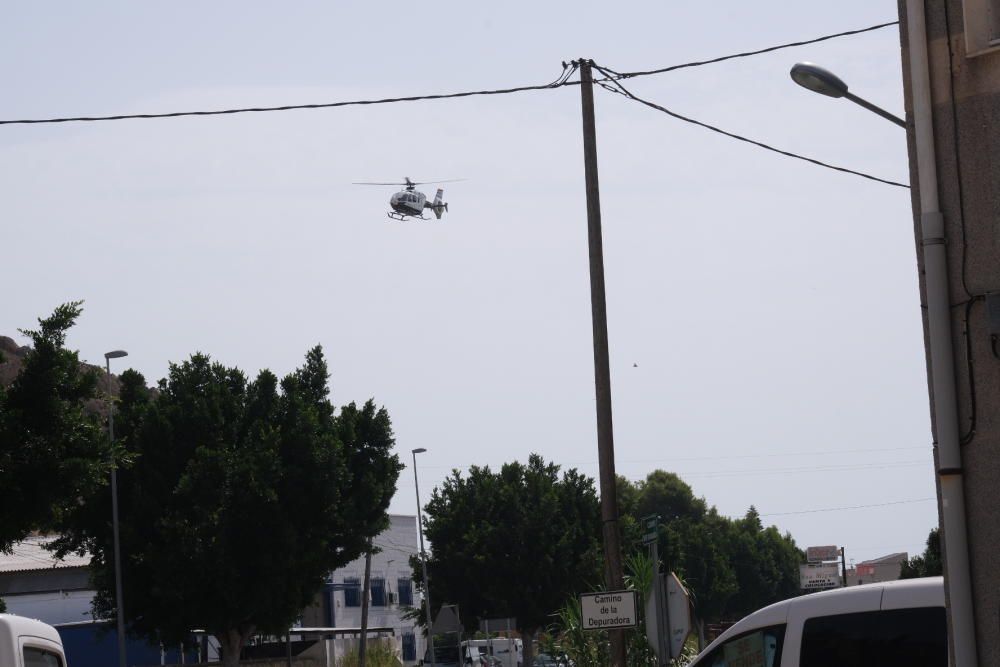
(402, 632, 417, 661)
(344, 577, 361, 607)
(961, 0, 1000, 55)
(371, 577, 386, 606)
(800, 607, 946, 667)
(397, 578, 413, 606)
(698, 626, 784, 667)
(23, 648, 64, 667)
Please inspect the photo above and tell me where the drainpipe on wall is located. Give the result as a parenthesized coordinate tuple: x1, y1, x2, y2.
(905, 1, 978, 665)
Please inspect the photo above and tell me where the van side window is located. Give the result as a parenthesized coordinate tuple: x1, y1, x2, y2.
(23, 647, 64, 667)
(701, 625, 785, 667)
(800, 607, 946, 667)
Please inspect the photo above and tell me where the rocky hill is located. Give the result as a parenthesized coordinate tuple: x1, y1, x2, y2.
(1, 335, 123, 417)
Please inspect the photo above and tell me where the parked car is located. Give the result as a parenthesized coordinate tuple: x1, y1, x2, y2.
(0, 614, 68, 667)
(687, 576, 946, 666)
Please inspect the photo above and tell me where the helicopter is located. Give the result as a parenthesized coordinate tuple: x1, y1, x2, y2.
(353, 177, 462, 221)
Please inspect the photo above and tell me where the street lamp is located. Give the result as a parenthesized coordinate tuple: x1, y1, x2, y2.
(411, 448, 436, 667)
(790, 62, 905, 128)
(104, 349, 128, 667)
(790, 52, 977, 665)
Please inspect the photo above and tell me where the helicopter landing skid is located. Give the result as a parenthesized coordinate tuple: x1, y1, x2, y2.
(387, 212, 428, 221)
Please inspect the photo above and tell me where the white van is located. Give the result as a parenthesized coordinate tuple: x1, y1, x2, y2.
(688, 576, 946, 666)
(0, 615, 67, 667)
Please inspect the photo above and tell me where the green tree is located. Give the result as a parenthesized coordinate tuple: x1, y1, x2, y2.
(0, 303, 109, 551)
(900, 527, 942, 579)
(417, 455, 602, 667)
(621, 472, 802, 625)
(55, 348, 402, 667)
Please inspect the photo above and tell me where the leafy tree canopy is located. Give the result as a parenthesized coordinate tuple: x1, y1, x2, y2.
(620, 472, 802, 623)
(0, 303, 108, 551)
(55, 347, 402, 667)
(417, 454, 602, 666)
(900, 527, 942, 579)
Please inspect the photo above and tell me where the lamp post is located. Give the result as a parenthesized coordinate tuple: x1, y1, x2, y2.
(411, 448, 436, 667)
(790, 56, 977, 665)
(790, 62, 905, 128)
(104, 349, 128, 667)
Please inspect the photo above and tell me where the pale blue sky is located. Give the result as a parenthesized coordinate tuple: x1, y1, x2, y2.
(1, 1, 930, 564)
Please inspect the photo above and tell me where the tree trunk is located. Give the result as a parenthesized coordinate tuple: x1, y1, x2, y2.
(520, 628, 535, 667)
(218, 626, 254, 667)
(359, 545, 372, 667)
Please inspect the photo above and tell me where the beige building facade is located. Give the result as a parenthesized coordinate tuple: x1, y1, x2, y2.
(897, 0, 1000, 664)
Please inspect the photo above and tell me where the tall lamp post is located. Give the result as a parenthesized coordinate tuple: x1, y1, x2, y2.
(411, 448, 436, 667)
(790, 59, 977, 666)
(105, 349, 128, 667)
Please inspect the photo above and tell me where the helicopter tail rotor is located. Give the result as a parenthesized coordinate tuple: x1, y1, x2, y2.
(430, 188, 447, 219)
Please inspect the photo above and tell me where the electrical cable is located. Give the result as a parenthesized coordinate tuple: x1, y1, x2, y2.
(959, 296, 982, 445)
(590, 62, 910, 189)
(0, 21, 896, 128)
(941, 2, 974, 299)
(758, 496, 934, 517)
(603, 21, 899, 80)
(410, 445, 930, 471)
(628, 460, 928, 481)
(0, 62, 580, 126)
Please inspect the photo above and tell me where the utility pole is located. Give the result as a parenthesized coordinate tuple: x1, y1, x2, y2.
(577, 58, 627, 667)
(359, 546, 372, 667)
(840, 547, 848, 587)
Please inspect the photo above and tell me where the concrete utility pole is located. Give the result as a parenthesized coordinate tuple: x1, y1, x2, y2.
(577, 58, 627, 667)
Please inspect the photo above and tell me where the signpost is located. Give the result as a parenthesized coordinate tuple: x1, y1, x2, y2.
(580, 591, 638, 630)
(641, 515, 659, 546)
(431, 604, 462, 634)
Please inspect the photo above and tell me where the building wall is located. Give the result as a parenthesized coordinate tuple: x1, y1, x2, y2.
(304, 514, 426, 666)
(4, 590, 95, 625)
(897, 0, 1000, 664)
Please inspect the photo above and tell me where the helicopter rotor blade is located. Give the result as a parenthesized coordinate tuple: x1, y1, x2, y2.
(407, 178, 467, 186)
(352, 177, 467, 186)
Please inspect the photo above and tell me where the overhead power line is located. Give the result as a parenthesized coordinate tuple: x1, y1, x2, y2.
(605, 21, 899, 80)
(590, 62, 910, 189)
(410, 445, 930, 471)
(0, 63, 581, 126)
(621, 459, 928, 482)
(0, 21, 898, 127)
(759, 496, 934, 517)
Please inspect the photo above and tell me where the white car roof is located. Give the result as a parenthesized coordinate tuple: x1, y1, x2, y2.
(696, 576, 943, 659)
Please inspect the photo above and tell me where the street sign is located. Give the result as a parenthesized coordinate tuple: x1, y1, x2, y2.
(645, 573, 692, 662)
(799, 563, 842, 590)
(580, 590, 638, 630)
(641, 515, 660, 545)
(665, 573, 691, 658)
(806, 545, 840, 562)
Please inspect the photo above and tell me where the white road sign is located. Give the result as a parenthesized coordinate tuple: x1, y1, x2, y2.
(580, 590, 638, 630)
(799, 563, 842, 590)
(806, 545, 840, 562)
